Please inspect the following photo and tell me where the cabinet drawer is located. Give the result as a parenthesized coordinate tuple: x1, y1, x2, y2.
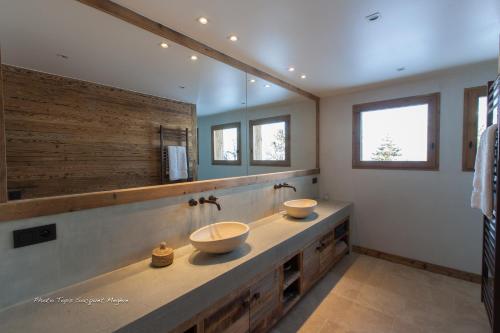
(204, 290, 250, 333)
(250, 269, 280, 333)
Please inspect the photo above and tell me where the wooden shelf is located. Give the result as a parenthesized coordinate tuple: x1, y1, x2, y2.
(335, 231, 349, 243)
(282, 278, 301, 314)
(282, 293, 300, 315)
(283, 271, 300, 290)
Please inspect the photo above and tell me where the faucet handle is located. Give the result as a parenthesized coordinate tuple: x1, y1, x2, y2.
(208, 195, 218, 201)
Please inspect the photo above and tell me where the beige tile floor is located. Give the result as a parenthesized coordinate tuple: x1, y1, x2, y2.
(273, 254, 490, 333)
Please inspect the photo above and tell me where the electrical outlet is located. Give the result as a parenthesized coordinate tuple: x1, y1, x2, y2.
(13, 224, 57, 248)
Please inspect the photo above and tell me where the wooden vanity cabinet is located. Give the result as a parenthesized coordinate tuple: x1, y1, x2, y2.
(302, 219, 349, 292)
(318, 231, 337, 275)
(204, 290, 250, 333)
(302, 238, 322, 292)
(249, 269, 280, 333)
(171, 217, 350, 333)
(302, 231, 336, 292)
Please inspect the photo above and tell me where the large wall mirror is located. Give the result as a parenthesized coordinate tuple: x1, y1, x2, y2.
(0, 0, 317, 202)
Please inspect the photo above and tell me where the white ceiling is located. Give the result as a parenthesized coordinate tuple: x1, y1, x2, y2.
(0, 0, 304, 116)
(115, 0, 500, 96)
(1, 1, 499, 104)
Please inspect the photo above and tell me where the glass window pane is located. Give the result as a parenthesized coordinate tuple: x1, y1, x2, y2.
(360, 104, 428, 161)
(213, 127, 238, 161)
(253, 121, 286, 161)
(477, 96, 488, 148)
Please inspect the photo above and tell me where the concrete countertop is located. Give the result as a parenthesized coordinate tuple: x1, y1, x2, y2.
(0, 201, 352, 333)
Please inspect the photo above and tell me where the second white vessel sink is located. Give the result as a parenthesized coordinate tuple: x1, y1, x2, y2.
(284, 199, 318, 218)
(189, 221, 250, 254)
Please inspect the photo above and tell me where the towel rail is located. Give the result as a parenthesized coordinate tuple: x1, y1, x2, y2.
(482, 76, 500, 332)
(160, 126, 190, 184)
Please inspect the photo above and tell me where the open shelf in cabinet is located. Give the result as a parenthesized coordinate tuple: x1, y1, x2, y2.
(280, 253, 302, 314)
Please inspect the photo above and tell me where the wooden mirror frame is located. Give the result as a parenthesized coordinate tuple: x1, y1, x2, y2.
(0, 1, 320, 222)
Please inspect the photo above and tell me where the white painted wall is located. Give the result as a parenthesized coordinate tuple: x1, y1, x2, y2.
(320, 60, 498, 274)
(198, 100, 317, 180)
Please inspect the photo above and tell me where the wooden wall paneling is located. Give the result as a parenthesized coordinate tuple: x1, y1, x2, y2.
(3, 65, 197, 199)
(0, 48, 7, 202)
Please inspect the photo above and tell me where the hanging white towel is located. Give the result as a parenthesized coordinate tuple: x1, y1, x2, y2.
(471, 123, 498, 218)
(168, 146, 188, 181)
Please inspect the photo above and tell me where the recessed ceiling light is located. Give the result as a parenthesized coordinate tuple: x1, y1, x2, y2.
(264, 84, 271, 88)
(228, 35, 238, 42)
(366, 12, 381, 22)
(179, 85, 186, 89)
(197, 17, 208, 25)
(397, 67, 406, 72)
(160, 42, 169, 48)
(288, 66, 295, 72)
(190, 55, 198, 61)
(249, 79, 256, 83)
(300, 74, 307, 79)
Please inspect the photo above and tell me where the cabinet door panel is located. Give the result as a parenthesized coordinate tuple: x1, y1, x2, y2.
(319, 231, 336, 273)
(204, 290, 250, 333)
(249, 269, 280, 333)
(302, 239, 321, 292)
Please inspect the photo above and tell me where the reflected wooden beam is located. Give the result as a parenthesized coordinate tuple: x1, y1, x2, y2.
(316, 100, 320, 169)
(76, 0, 320, 102)
(0, 168, 319, 222)
(0, 47, 7, 203)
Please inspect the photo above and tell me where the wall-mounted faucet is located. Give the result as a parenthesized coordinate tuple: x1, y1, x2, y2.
(199, 195, 221, 211)
(188, 199, 198, 207)
(274, 183, 297, 192)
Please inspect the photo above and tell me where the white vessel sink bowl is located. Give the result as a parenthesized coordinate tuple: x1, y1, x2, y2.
(190, 221, 250, 254)
(284, 199, 318, 218)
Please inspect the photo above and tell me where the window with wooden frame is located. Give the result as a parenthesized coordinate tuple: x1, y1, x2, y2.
(211, 122, 241, 165)
(249, 115, 290, 166)
(462, 86, 489, 171)
(352, 93, 440, 170)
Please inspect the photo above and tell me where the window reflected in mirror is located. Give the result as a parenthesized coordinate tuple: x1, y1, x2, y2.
(249, 115, 290, 166)
(211, 122, 241, 165)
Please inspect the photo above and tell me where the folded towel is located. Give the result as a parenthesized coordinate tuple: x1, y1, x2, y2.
(471, 123, 498, 218)
(168, 146, 188, 181)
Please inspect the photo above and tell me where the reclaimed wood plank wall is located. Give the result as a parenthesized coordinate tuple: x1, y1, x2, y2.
(2, 65, 197, 199)
(0, 52, 7, 202)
